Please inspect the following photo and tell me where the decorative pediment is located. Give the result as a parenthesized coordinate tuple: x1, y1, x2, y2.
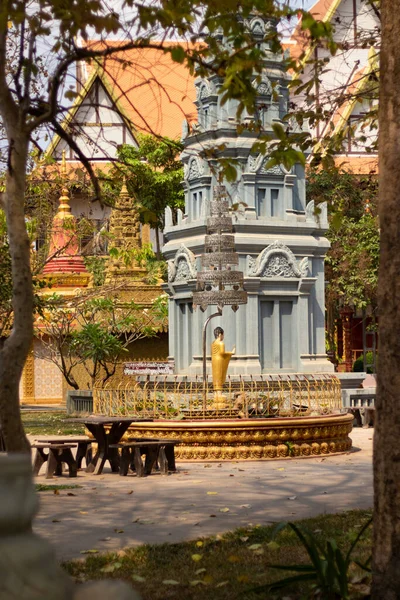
(249, 17, 265, 36)
(247, 153, 283, 176)
(253, 75, 272, 96)
(247, 241, 309, 278)
(185, 157, 205, 181)
(168, 245, 197, 282)
(196, 81, 214, 101)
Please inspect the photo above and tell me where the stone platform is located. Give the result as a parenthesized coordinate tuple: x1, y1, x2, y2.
(126, 412, 353, 461)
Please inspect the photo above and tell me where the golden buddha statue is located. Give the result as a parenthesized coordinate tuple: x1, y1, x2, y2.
(211, 327, 235, 407)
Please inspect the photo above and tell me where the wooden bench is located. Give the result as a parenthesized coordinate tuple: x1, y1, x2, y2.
(31, 443, 78, 479)
(34, 437, 92, 469)
(109, 439, 180, 477)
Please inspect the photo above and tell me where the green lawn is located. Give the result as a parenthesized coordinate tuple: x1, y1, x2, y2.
(63, 509, 372, 600)
(22, 411, 85, 436)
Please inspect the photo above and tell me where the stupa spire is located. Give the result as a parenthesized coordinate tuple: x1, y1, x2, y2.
(42, 151, 88, 276)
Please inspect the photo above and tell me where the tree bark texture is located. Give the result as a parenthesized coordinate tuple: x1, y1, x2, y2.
(373, 0, 400, 596)
(0, 132, 32, 453)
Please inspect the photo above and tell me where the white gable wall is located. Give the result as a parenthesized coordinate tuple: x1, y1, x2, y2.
(53, 79, 137, 162)
(294, 0, 379, 149)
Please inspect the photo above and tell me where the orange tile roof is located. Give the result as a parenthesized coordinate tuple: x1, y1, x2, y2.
(334, 155, 378, 174)
(83, 42, 197, 140)
(289, 0, 341, 61)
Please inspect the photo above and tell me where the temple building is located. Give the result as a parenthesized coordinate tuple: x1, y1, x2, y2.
(163, 13, 333, 376)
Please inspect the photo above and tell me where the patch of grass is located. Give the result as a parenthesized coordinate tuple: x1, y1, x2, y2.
(22, 411, 85, 436)
(63, 509, 372, 600)
(35, 484, 82, 492)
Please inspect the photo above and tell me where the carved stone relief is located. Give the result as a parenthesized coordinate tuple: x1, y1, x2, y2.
(247, 241, 309, 278)
(186, 157, 205, 181)
(168, 245, 197, 282)
(247, 153, 283, 175)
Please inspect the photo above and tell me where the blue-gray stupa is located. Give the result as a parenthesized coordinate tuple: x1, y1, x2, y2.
(163, 13, 333, 377)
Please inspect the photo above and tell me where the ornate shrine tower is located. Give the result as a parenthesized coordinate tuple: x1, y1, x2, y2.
(105, 182, 162, 307)
(41, 151, 90, 291)
(163, 13, 333, 376)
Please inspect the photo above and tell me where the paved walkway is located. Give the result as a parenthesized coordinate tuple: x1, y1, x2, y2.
(33, 428, 373, 561)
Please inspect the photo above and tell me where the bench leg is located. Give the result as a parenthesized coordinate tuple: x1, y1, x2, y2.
(46, 449, 58, 479)
(120, 447, 131, 476)
(33, 448, 47, 476)
(133, 447, 145, 477)
(76, 442, 90, 469)
(158, 447, 168, 476)
(164, 445, 176, 472)
(59, 448, 78, 478)
(144, 446, 159, 475)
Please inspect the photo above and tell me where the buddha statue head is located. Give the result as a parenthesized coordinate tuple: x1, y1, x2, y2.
(214, 326, 224, 341)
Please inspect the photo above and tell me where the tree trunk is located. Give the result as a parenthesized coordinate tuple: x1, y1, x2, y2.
(155, 227, 161, 259)
(0, 133, 32, 453)
(372, 0, 400, 596)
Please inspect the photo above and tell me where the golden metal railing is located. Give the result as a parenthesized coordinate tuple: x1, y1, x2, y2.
(93, 374, 342, 420)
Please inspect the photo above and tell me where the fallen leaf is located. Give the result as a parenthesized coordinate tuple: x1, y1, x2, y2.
(195, 568, 206, 575)
(80, 549, 98, 554)
(67, 493, 76, 497)
(288, 496, 297, 501)
(196, 541, 204, 548)
(266, 541, 280, 551)
(79, 511, 88, 515)
(209, 514, 216, 518)
(254, 549, 264, 555)
(52, 519, 61, 523)
(114, 529, 124, 534)
(238, 468, 244, 471)
(228, 555, 240, 563)
(240, 504, 251, 509)
(229, 474, 234, 477)
(207, 491, 218, 495)
(237, 575, 249, 583)
(191, 554, 203, 562)
(132, 575, 146, 582)
(162, 580, 180, 585)
(203, 575, 213, 584)
(240, 536, 249, 542)
(219, 507, 230, 513)
(248, 544, 262, 551)
(127, 490, 133, 495)
(53, 489, 60, 495)
(190, 580, 203, 587)
(216, 581, 229, 588)
(101, 562, 122, 573)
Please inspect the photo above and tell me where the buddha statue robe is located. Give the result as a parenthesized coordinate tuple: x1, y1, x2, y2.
(211, 338, 234, 392)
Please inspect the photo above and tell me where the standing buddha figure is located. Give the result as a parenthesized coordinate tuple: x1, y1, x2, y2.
(211, 327, 235, 407)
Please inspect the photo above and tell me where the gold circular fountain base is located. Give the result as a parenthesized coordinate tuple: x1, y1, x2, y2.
(127, 413, 353, 461)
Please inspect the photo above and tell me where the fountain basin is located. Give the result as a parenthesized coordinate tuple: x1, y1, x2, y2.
(126, 412, 353, 460)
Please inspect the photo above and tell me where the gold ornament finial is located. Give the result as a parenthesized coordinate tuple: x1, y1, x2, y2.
(57, 149, 72, 218)
(120, 176, 129, 196)
(61, 149, 67, 180)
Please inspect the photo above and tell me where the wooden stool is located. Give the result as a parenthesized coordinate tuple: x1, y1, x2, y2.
(32, 443, 78, 479)
(109, 440, 179, 477)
